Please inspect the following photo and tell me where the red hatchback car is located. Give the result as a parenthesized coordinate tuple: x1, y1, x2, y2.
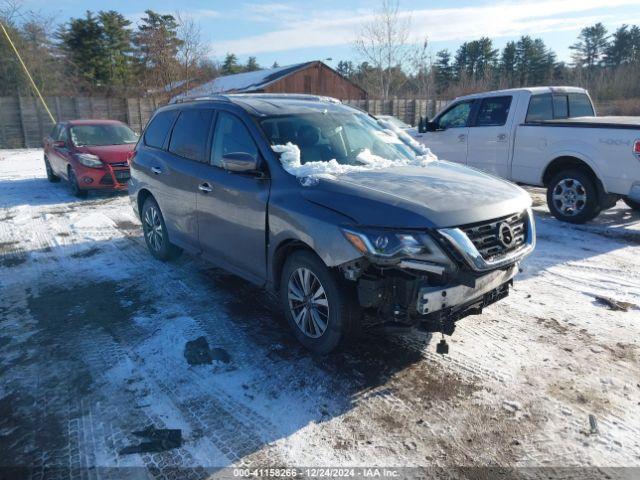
(43, 119, 139, 197)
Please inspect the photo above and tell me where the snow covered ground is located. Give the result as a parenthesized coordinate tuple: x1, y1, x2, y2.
(1, 149, 639, 477)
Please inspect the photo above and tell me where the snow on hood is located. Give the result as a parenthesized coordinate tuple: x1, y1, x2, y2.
(271, 120, 438, 180)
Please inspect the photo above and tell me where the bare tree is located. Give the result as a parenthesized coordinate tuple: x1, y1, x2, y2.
(355, 0, 412, 99)
(176, 11, 209, 90)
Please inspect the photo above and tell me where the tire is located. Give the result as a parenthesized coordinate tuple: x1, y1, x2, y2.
(623, 197, 640, 211)
(279, 250, 361, 355)
(141, 197, 182, 261)
(546, 169, 600, 224)
(44, 157, 60, 182)
(67, 167, 88, 198)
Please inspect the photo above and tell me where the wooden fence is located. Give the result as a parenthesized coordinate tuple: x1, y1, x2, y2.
(0, 96, 162, 149)
(0, 96, 450, 149)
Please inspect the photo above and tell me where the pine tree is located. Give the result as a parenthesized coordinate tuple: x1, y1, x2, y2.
(570, 22, 609, 69)
(221, 53, 241, 75)
(500, 41, 517, 87)
(98, 10, 132, 88)
(245, 56, 260, 72)
(433, 49, 454, 93)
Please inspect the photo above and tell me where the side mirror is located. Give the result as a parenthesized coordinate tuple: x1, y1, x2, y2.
(426, 121, 438, 132)
(53, 140, 66, 148)
(221, 152, 258, 173)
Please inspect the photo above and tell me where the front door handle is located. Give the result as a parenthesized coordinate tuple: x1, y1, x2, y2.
(497, 133, 507, 142)
(198, 182, 213, 193)
(457, 134, 467, 143)
(151, 166, 162, 175)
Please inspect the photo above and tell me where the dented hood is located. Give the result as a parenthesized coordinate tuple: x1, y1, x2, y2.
(301, 160, 531, 228)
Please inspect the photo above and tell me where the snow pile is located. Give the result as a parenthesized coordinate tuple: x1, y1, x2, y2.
(271, 124, 438, 180)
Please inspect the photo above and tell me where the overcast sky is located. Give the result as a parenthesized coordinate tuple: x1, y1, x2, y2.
(21, 0, 640, 69)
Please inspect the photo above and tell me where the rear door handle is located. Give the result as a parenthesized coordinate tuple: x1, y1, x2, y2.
(151, 166, 162, 175)
(457, 134, 467, 142)
(198, 182, 213, 193)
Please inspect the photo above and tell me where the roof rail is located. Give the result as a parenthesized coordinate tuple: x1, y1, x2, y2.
(225, 93, 342, 104)
(170, 94, 231, 104)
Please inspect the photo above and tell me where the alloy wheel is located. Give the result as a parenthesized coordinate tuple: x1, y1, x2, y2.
(144, 206, 164, 252)
(552, 178, 587, 217)
(287, 267, 330, 338)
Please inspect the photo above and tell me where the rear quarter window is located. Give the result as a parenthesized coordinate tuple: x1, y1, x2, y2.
(568, 93, 595, 117)
(144, 110, 178, 149)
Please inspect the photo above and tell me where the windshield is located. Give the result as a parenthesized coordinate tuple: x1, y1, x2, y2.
(70, 124, 138, 147)
(260, 112, 419, 166)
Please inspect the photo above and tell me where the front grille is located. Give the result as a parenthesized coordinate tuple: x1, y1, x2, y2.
(461, 210, 528, 261)
(113, 169, 131, 183)
(100, 174, 114, 185)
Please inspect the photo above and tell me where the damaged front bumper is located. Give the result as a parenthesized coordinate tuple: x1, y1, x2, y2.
(416, 263, 519, 315)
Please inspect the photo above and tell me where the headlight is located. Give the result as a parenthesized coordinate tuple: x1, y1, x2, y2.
(76, 153, 102, 168)
(341, 226, 453, 267)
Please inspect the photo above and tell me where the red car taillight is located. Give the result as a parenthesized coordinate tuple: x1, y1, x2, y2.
(634, 140, 640, 159)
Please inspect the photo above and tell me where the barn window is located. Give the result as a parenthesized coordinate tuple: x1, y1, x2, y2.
(303, 75, 312, 93)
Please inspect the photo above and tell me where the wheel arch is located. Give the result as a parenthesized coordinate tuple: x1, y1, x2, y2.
(542, 155, 606, 201)
(137, 188, 154, 217)
(271, 238, 320, 292)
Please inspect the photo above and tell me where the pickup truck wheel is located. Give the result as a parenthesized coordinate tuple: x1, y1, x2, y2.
(67, 168, 88, 198)
(623, 198, 640, 211)
(141, 198, 182, 261)
(280, 251, 360, 355)
(546, 169, 600, 224)
(44, 157, 60, 182)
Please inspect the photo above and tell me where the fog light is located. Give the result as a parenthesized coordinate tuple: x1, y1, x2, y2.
(83, 177, 94, 184)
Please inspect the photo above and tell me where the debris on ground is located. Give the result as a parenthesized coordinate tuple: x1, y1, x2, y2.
(594, 295, 636, 312)
(184, 336, 214, 365)
(119, 427, 182, 454)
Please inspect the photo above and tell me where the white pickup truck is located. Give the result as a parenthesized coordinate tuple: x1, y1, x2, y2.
(414, 86, 640, 223)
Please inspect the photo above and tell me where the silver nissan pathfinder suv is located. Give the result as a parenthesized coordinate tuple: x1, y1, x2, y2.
(129, 94, 535, 354)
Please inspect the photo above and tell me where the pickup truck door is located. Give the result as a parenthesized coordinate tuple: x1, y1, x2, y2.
(466, 95, 514, 178)
(421, 100, 473, 165)
(196, 110, 270, 284)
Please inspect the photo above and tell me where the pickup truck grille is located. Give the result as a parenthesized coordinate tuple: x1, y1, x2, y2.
(461, 210, 528, 261)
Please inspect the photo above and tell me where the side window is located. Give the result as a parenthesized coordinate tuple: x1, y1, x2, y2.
(526, 94, 553, 122)
(568, 93, 595, 117)
(210, 112, 258, 168)
(553, 95, 569, 119)
(437, 102, 472, 129)
(144, 110, 178, 149)
(475, 96, 512, 126)
(59, 127, 68, 143)
(168, 109, 214, 162)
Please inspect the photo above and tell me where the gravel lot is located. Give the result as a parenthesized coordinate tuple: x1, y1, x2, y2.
(1, 149, 639, 478)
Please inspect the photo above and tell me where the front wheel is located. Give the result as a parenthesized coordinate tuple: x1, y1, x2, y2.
(546, 169, 600, 224)
(623, 197, 640, 211)
(68, 167, 88, 198)
(280, 250, 360, 355)
(141, 197, 182, 261)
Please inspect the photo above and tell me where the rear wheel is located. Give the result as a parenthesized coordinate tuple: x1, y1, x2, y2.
(280, 250, 360, 355)
(44, 157, 60, 182)
(68, 167, 88, 198)
(141, 197, 182, 261)
(623, 197, 640, 211)
(546, 169, 600, 224)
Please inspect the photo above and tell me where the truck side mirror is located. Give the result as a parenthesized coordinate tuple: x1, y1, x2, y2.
(425, 121, 438, 132)
(53, 140, 66, 148)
